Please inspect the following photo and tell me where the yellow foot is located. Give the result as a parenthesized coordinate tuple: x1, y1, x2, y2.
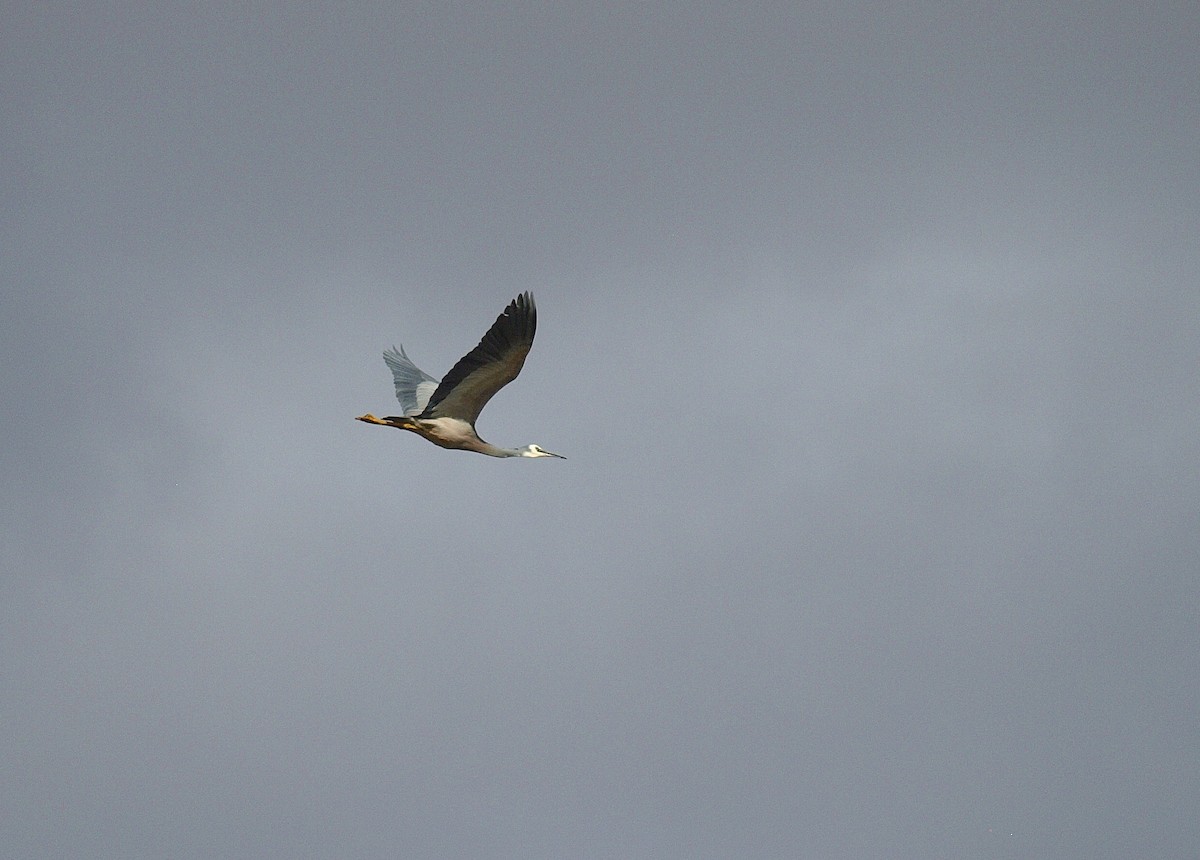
(356, 413, 386, 425)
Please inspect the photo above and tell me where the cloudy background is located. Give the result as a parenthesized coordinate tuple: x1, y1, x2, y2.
(4, 4, 1198, 857)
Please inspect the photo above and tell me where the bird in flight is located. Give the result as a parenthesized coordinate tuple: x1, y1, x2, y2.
(357, 292, 565, 459)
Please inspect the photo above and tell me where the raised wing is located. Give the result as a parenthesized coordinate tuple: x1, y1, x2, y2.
(383, 345, 440, 417)
(421, 292, 537, 424)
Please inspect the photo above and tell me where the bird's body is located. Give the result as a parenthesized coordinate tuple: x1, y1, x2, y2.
(356, 292, 564, 459)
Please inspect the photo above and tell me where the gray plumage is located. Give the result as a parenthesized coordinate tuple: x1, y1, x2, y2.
(383, 345, 438, 417)
(356, 293, 564, 459)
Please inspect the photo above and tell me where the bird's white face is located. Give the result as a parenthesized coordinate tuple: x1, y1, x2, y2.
(524, 444, 565, 459)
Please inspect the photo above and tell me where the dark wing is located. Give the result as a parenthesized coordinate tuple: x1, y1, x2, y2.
(421, 292, 537, 424)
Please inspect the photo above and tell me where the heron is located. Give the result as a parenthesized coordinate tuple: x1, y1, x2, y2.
(356, 292, 565, 459)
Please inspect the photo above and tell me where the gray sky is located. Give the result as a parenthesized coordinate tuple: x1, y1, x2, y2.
(3, 4, 1198, 857)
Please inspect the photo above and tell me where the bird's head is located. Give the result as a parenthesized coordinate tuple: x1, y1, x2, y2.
(521, 444, 565, 459)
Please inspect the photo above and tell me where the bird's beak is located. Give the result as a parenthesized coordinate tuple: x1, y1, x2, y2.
(546, 450, 566, 459)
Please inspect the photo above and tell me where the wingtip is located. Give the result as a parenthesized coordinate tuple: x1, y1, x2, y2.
(513, 291, 536, 330)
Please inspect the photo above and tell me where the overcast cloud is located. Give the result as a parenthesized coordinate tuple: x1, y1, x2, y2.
(3, 4, 1198, 857)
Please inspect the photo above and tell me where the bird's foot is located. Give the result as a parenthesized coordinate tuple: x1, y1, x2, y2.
(356, 413, 386, 425)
